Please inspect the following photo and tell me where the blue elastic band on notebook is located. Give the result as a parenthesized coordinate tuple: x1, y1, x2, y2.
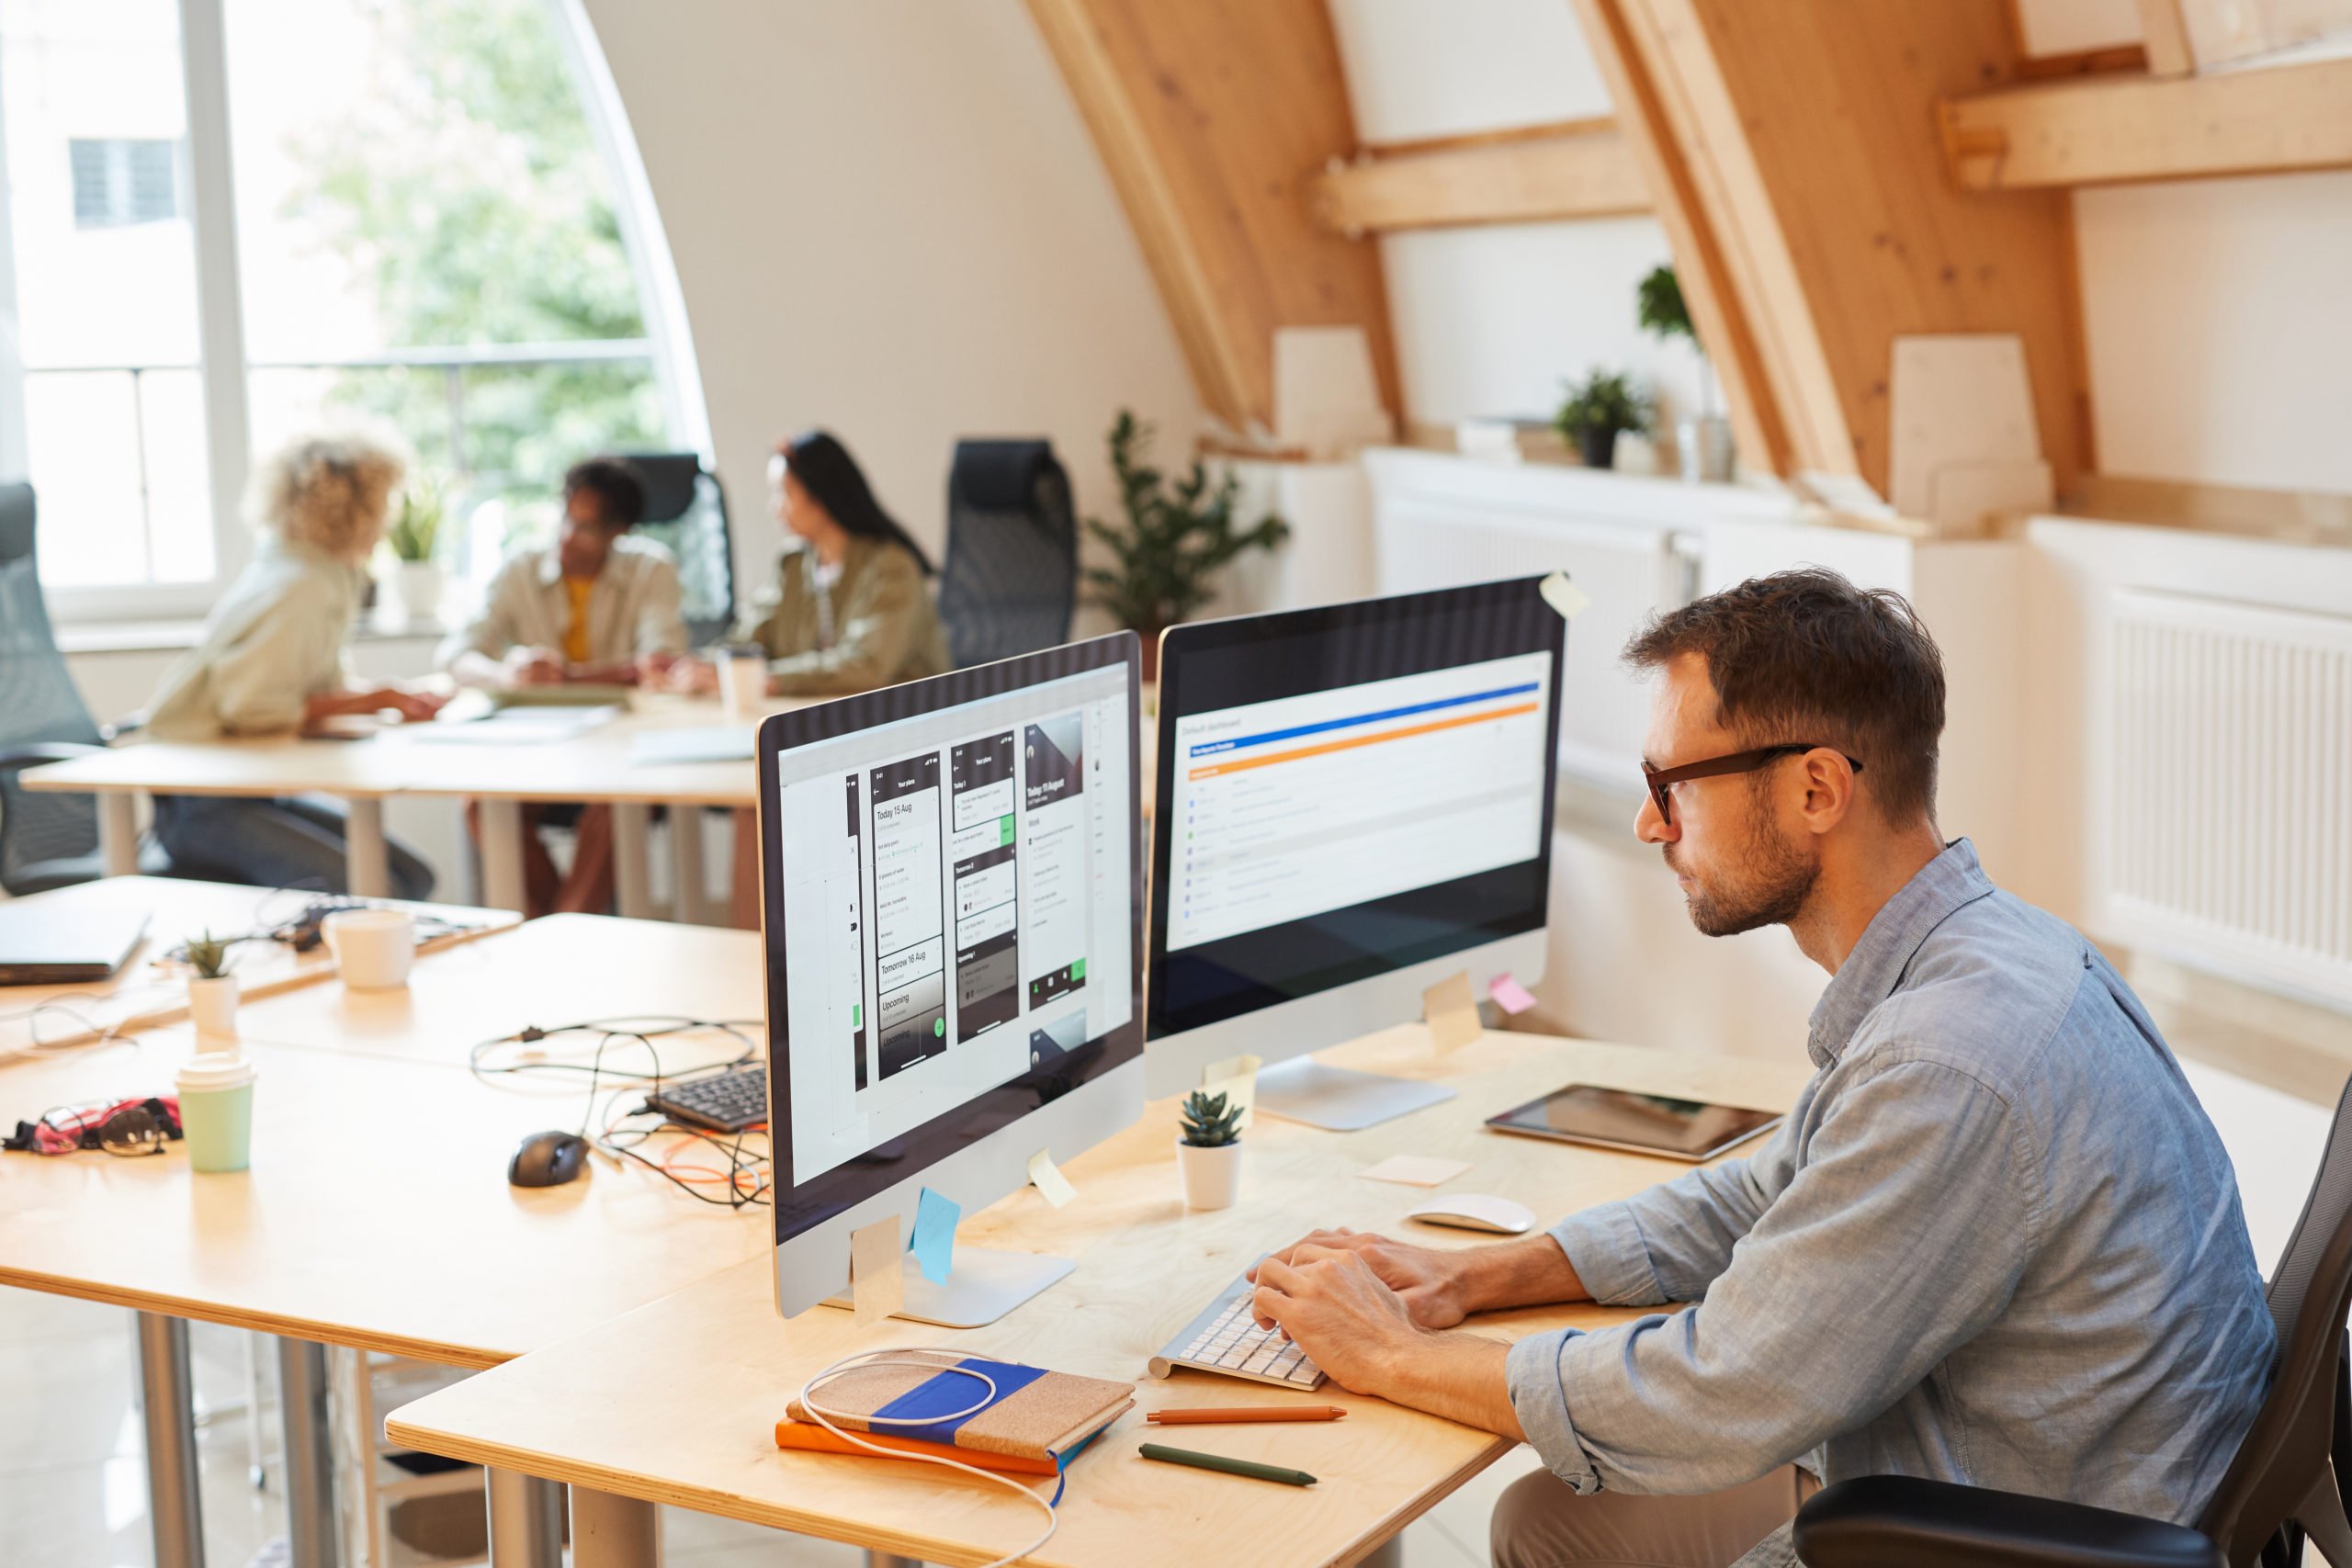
(869, 1358, 1049, 1449)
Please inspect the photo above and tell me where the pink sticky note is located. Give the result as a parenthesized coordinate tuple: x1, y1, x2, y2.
(1489, 975, 1538, 1015)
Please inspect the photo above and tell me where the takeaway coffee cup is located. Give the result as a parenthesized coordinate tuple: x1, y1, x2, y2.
(323, 908, 414, 990)
(176, 1048, 257, 1173)
(718, 647, 769, 721)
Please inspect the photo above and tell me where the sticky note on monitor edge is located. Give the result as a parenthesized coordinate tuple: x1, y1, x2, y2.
(1489, 974, 1538, 1015)
(1203, 1053, 1262, 1132)
(909, 1186, 958, 1286)
(849, 1214, 903, 1327)
(1424, 969, 1481, 1054)
(1027, 1147, 1078, 1209)
(1539, 572, 1590, 621)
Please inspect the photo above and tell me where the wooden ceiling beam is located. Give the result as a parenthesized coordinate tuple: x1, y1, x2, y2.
(1310, 119, 1650, 235)
(1940, 51, 2352, 190)
(1575, 0, 2089, 501)
(1022, 0, 1401, 434)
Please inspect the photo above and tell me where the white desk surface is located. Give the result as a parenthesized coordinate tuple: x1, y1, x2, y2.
(0, 913, 775, 1366)
(0, 875, 517, 1054)
(388, 1026, 1814, 1567)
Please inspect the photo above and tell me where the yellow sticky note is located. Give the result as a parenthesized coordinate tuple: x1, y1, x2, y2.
(849, 1215, 903, 1327)
(1203, 1054, 1262, 1132)
(1423, 970, 1482, 1054)
(1539, 571, 1591, 620)
(1027, 1147, 1078, 1209)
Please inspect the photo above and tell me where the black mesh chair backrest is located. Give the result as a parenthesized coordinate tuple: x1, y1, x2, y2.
(936, 440, 1077, 669)
(2198, 1073, 2352, 1564)
(626, 453, 736, 647)
(0, 484, 108, 891)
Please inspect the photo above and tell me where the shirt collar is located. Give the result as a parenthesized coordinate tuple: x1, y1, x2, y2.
(1806, 838, 1995, 1066)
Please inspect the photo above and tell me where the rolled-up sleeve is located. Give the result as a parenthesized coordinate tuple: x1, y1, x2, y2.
(1504, 1057, 2032, 1495)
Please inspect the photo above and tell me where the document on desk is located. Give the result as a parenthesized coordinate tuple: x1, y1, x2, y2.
(396, 706, 618, 744)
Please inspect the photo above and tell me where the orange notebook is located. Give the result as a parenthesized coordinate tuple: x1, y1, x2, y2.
(773, 1420, 1058, 1475)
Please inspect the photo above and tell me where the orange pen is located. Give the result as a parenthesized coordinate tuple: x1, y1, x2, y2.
(1146, 1405, 1348, 1425)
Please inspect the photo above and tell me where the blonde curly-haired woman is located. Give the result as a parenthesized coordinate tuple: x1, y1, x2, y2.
(143, 432, 446, 897)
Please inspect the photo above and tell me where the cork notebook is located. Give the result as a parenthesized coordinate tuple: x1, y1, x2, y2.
(784, 1352, 1134, 1462)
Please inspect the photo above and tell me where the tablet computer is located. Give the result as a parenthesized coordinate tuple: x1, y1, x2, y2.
(1485, 1084, 1782, 1162)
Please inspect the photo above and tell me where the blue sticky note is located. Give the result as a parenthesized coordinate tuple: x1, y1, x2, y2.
(909, 1186, 959, 1285)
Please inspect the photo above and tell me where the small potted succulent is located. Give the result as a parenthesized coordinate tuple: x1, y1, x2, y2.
(1175, 1088, 1244, 1211)
(1554, 368, 1652, 472)
(185, 931, 237, 1040)
(384, 479, 448, 623)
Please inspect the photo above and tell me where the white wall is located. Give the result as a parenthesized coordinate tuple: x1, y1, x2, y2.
(1326, 0, 1706, 441)
(2014, 0, 2352, 495)
(574, 0, 1200, 600)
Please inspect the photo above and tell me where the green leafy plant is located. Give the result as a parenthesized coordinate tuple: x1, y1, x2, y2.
(1083, 411, 1289, 643)
(1179, 1089, 1243, 1148)
(1636, 264, 1695, 345)
(385, 480, 447, 564)
(185, 931, 232, 981)
(1554, 368, 1653, 444)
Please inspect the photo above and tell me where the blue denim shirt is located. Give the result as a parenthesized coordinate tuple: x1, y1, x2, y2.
(1504, 840, 2274, 1565)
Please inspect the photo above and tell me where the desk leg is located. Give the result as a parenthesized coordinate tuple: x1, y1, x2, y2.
(1358, 1538, 1403, 1568)
(865, 1555, 923, 1568)
(136, 1313, 207, 1568)
(483, 1468, 564, 1568)
(101, 793, 140, 876)
(613, 802, 654, 919)
(276, 1338, 338, 1568)
(669, 804, 710, 926)
(345, 798, 390, 897)
(571, 1487, 660, 1568)
(478, 800, 528, 914)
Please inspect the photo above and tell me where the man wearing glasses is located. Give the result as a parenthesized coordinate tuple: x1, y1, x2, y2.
(1250, 569, 2272, 1567)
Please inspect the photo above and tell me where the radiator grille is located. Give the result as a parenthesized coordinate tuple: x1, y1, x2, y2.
(2107, 589, 2352, 1005)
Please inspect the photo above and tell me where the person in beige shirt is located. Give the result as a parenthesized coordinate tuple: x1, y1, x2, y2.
(664, 430, 949, 923)
(143, 432, 445, 897)
(438, 457, 686, 916)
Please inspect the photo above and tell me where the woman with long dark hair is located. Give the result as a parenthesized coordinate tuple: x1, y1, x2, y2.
(673, 429, 947, 696)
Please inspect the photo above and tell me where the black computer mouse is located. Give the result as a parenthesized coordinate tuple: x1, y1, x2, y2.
(509, 1130, 590, 1188)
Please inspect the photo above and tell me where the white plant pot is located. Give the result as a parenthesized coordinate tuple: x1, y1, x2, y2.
(1177, 1137, 1242, 1211)
(1677, 414, 1736, 484)
(187, 975, 239, 1040)
(393, 560, 445, 622)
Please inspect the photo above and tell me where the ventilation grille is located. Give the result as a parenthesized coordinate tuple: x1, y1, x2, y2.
(2107, 588, 2352, 1005)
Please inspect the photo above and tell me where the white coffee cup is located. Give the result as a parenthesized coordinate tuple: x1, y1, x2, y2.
(718, 650, 769, 721)
(323, 908, 415, 989)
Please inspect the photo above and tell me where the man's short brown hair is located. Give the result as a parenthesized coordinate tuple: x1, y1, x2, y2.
(1623, 568, 1945, 825)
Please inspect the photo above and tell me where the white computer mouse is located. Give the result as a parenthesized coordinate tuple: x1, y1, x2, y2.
(1408, 1194, 1537, 1235)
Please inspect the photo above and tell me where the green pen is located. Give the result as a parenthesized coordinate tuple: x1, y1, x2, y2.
(1139, 1441, 1317, 1487)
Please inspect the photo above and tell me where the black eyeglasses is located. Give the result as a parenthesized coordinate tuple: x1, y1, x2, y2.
(1641, 744, 1863, 826)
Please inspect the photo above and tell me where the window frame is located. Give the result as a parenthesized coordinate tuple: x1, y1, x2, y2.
(0, 0, 708, 627)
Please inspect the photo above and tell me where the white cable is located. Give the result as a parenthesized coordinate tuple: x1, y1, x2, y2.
(795, 1348, 1060, 1567)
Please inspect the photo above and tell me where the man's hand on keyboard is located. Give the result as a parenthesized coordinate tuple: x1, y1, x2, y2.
(1247, 1244, 1426, 1393)
(1249, 1229, 1471, 1329)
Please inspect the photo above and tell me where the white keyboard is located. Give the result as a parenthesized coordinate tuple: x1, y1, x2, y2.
(1147, 1274, 1327, 1390)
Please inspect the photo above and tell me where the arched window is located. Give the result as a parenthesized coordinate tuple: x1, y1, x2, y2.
(0, 0, 703, 618)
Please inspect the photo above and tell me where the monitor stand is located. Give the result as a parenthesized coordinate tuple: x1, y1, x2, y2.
(1252, 1058, 1457, 1133)
(820, 1247, 1076, 1329)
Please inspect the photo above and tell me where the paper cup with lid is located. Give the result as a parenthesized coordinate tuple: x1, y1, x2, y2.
(176, 1049, 258, 1173)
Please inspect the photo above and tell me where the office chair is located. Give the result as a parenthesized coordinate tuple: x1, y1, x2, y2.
(1795, 1073, 2352, 1568)
(627, 453, 736, 646)
(0, 483, 176, 893)
(936, 439, 1077, 669)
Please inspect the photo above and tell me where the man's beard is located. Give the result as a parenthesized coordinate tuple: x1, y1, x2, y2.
(1668, 815, 1820, 938)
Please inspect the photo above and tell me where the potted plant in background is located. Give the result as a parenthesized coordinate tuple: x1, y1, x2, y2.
(1084, 410, 1288, 682)
(1554, 368, 1651, 471)
(185, 931, 237, 1040)
(1175, 1087, 1244, 1210)
(384, 479, 447, 624)
(1638, 265, 1735, 483)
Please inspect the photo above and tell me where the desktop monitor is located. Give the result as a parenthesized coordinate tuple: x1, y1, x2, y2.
(758, 633, 1144, 1325)
(1145, 580, 1566, 1129)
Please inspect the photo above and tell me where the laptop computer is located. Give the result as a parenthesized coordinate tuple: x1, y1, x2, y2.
(0, 907, 151, 986)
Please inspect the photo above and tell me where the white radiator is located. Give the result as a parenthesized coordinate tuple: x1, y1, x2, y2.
(2104, 588, 2352, 1007)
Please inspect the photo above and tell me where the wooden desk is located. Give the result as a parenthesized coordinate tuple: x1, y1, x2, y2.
(0, 875, 516, 1054)
(388, 1027, 1812, 1568)
(0, 914, 775, 1568)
